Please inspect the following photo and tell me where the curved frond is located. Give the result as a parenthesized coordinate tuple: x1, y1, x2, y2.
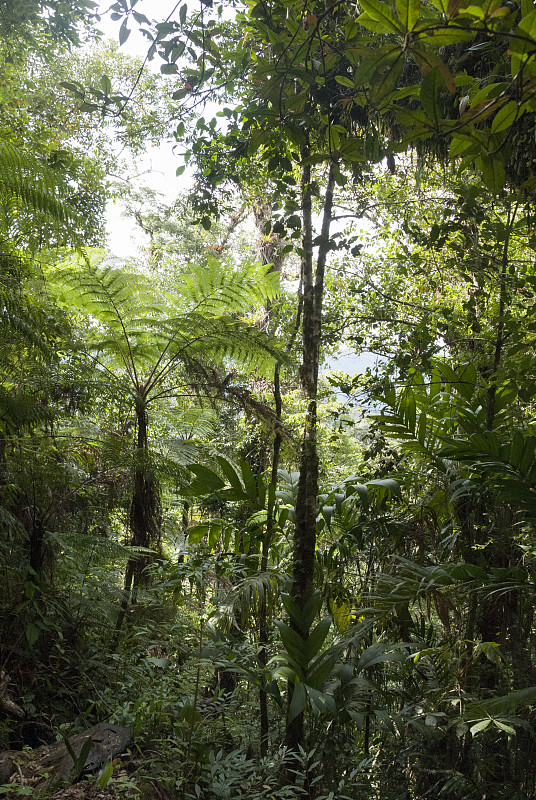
(174, 255, 280, 315)
(0, 144, 81, 245)
(53, 256, 285, 388)
(213, 571, 288, 632)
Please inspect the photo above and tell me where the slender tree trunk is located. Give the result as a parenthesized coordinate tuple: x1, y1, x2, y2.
(486, 203, 516, 429)
(285, 158, 335, 752)
(252, 198, 287, 756)
(259, 361, 283, 756)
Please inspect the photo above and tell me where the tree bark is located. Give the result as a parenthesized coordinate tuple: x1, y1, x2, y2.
(129, 395, 161, 586)
(114, 395, 161, 642)
(285, 158, 335, 752)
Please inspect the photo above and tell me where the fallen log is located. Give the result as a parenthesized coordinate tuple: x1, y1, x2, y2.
(0, 723, 131, 790)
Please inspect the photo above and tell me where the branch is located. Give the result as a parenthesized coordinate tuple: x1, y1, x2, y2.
(0, 672, 24, 718)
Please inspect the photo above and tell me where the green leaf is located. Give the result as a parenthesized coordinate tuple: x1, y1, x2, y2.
(509, 10, 536, 55)
(60, 81, 83, 94)
(358, 0, 403, 33)
(189, 464, 225, 491)
(288, 681, 307, 724)
(509, 10, 536, 76)
(97, 760, 114, 788)
(335, 75, 355, 88)
(281, 590, 323, 632)
(275, 621, 307, 667)
(429, 367, 442, 399)
(216, 456, 245, 494)
(306, 617, 332, 662)
(491, 101, 520, 133)
(99, 75, 112, 95)
(437, 362, 476, 400)
(449, 135, 476, 158)
(147, 656, 170, 668)
(370, 56, 404, 103)
(307, 651, 338, 688)
(256, 474, 267, 508)
(367, 478, 401, 498)
(119, 19, 130, 45)
(465, 686, 536, 719)
(208, 523, 221, 548)
(240, 459, 258, 500)
(357, 643, 406, 670)
(417, 411, 427, 445)
(306, 685, 336, 714)
(330, 599, 357, 633)
(428, 26, 474, 45)
(25, 623, 40, 646)
(70, 735, 94, 779)
(427, 0, 448, 12)
(321, 504, 335, 528)
(477, 153, 506, 194)
(346, 482, 369, 507)
(493, 720, 516, 734)
(470, 718, 492, 735)
(420, 67, 444, 125)
(187, 523, 210, 544)
(396, 0, 420, 30)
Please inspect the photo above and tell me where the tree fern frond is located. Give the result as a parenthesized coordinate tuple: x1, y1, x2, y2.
(53, 257, 285, 386)
(176, 315, 286, 377)
(175, 256, 280, 316)
(0, 386, 56, 432)
(50, 530, 136, 565)
(55, 258, 162, 327)
(0, 143, 82, 245)
(160, 406, 218, 440)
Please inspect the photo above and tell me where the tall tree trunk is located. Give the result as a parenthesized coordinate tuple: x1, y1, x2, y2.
(285, 158, 335, 752)
(252, 197, 287, 756)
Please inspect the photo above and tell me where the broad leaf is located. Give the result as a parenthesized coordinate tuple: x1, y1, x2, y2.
(396, 0, 420, 30)
(358, 0, 403, 33)
(477, 153, 506, 194)
(420, 67, 445, 125)
(288, 681, 307, 724)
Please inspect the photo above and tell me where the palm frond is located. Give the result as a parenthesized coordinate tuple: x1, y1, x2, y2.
(213, 571, 287, 631)
(464, 687, 536, 721)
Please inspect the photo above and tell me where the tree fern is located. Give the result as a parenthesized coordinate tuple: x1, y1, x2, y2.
(176, 254, 280, 316)
(49, 253, 285, 621)
(53, 254, 285, 389)
(0, 143, 82, 249)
